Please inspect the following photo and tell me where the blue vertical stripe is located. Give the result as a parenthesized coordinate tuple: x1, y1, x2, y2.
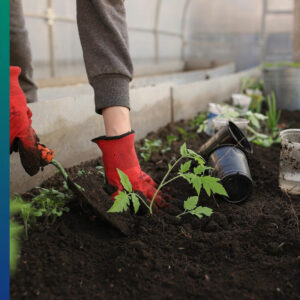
(0, 0, 10, 299)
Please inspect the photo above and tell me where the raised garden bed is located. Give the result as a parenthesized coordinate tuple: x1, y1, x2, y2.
(11, 110, 300, 300)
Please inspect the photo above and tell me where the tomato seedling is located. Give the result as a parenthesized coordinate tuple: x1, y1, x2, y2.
(108, 143, 228, 218)
(140, 138, 162, 162)
(177, 127, 195, 141)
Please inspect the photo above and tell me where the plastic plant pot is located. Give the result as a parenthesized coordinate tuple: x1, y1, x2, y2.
(199, 121, 253, 159)
(206, 103, 221, 136)
(279, 129, 300, 195)
(232, 94, 251, 111)
(208, 146, 253, 203)
(213, 118, 249, 135)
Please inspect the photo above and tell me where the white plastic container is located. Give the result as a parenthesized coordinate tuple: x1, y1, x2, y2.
(232, 94, 252, 111)
(206, 103, 237, 136)
(213, 118, 249, 134)
(279, 129, 300, 195)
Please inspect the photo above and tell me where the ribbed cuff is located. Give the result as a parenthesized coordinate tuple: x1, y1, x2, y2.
(91, 74, 130, 115)
(92, 130, 134, 142)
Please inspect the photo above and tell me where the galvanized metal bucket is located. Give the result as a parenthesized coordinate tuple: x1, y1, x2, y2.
(263, 67, 300, 111)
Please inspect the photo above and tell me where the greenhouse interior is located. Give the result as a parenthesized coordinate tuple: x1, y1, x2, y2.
(10, 0, 300, 299)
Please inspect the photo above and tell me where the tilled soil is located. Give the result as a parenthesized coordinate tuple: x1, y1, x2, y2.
(11, 111, 300, 300)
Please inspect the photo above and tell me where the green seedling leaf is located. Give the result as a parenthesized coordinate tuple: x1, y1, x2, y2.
(161, 146, 171, 153)
(184, 196, 198, 211)
(117, 169, 132, 193)
(180, 143, 188, 157)
(63, 181, 69, 191)
(140, 152, 150, 162)
(181, 173, 202, 195)
(187, 149, 205, 165)
(190, 206, 213, 219)
(107, 191, 130, 213)
(75, 183, 85, 192)
(201, 176, 228, 197)
(131, 193, 140, 214)
(193, 165, 211, 175)
(166, 135, 178, 146)
(77, 169, 86, 176)
(180, 161, 191, 173)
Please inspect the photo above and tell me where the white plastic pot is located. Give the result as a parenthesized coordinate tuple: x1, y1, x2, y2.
(213, 118, 249, 134)
(232, 94, 252, 111)
(279, 129, 300, 195)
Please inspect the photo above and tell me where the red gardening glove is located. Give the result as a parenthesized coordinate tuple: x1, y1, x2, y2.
(92, 131, 167, 208)
(10, 66, 54, 176)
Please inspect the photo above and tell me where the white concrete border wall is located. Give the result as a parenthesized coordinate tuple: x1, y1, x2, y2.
(10, 66, 260, 194)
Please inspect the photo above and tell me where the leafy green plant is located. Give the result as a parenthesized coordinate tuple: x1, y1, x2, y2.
(166, 135, 178, 147)
(241, 77, 264, 92)
(10, 199, 24, 275)
(140, 139, 162, 162)
(247, 124, 280, 147)
(245, 111, 267, 129)
(177, 127, 195, 141)
(197, 120, 208, 133)
(31, 188, 71, 224)
(266, 92, 281, 137)
(246, 90, 265, 113)
(108, 143, 228, 217)
(189, 113, 207, 129)
(161, 135, 178, 153)
(12, 194, 42, 239)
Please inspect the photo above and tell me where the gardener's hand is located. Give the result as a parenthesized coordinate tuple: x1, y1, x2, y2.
(92, 131, 167, 208)
(10, 66, 54, 176)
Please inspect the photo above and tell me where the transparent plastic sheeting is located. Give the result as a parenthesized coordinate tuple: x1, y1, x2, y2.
(22, 0, 295, 80)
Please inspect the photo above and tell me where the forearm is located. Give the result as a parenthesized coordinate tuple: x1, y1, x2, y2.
(76, 0, 133, 114)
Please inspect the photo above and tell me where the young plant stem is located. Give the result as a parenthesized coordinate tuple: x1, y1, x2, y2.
(161, 175, 182, 187)
(134, 193, 151, 210)
(149, 156, 184, 213)
(51, 159, 68, 181)
(176, 211, 188, 218)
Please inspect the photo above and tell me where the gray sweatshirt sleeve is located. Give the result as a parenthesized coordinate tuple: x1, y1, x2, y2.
(10, 0, 38, 103)
(76, 0, 133, 114)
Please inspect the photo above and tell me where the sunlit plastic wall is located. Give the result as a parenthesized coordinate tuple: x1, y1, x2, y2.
(22, 0, 294, 80)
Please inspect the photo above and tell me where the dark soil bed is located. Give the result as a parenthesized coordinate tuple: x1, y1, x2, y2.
(11, 111, 300, 300)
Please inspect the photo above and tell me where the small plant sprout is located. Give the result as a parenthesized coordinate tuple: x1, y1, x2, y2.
(161, 135, 178, 153)
(51, 159, 85, 192)
(266, 92, 281, 137)
(140, 138, 162, 162)
(241, 77, 264, 93)
(12, 194, 41, 239)
(96, 165, 105, 177)
(108, 143, 228, 217)
(166, 135, 178, 146)
(245, 111, 267, 129)
(188, 113, 207, 129)
(10, 198, 24, 274)
(177, 127, 195, 141)
(31, 188, 71, 224)
(77, 169, 86, 176)
(246, 89, 264, 113)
